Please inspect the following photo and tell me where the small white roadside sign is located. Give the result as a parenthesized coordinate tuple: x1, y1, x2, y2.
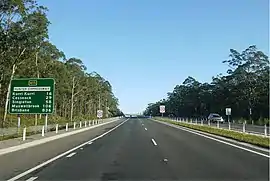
(160, 105, 165, 113)
(226, 108, 231, 116)
(97, 110, 103, 118)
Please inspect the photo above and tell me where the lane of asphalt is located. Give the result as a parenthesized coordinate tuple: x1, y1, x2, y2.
(0, 119, 125, 180)
(5, 117, 269, 180)
(142, 118, 269, 181)
(20, 118, 176, 180)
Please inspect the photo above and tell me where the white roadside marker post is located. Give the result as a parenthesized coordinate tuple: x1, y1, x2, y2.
(79, 121, 82, 128)
(55, 124, 58, 134)
(264, 124, 267, 136)
(73, 122, 76, 129)
(66, 123, 69, 131)
(22, 127, 26, 141)
(229, 122, 231, 130)
(42, 126, 45, 137)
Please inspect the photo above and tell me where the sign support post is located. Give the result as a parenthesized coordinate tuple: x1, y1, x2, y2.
(45, 114, 48, 132)
(17, 114, 21, 128)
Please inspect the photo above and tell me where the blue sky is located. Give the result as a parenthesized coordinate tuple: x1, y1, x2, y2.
(39, 0, 269, 114)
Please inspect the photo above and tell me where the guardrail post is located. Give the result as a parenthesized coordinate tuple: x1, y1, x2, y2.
(201, 119, 203, 125)
(22, 127, 26, 141)
(208, 121, 210, 126)
(243, 123, 245, 133)
(84, 121, 87, 127)
(73, 122, 76, 129)
(66, 123, 68, 131)
(217, 121, 219, 128)
(79, 121, 82, 128)
(89, 120, 91, 126)
(264, 124, 267, 136)
(55, 124, 58, 134)
(229, 122, 231, 130)
(42, 126, 45, 137)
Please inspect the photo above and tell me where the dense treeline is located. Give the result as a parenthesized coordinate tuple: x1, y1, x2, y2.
(0, 0, 122, 127)
(144, 45, 269, 124)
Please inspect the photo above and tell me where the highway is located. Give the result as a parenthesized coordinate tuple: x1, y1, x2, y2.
(1, 118, 269, 181)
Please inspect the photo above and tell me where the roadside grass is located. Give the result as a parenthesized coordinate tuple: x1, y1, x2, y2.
(0, 107, 98, 128)
(154, 117, 270, 149)
(0, 120, 95, 141)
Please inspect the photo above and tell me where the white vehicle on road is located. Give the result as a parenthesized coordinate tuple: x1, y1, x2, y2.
(208, 113, 224, 123)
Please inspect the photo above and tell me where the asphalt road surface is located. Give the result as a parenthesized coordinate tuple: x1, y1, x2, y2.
(1, 118, 269, 181)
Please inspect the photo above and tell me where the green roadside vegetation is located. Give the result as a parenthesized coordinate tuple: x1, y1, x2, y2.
(0, 125, 63, 141)
(0, 118, 101, 141)
(1, 108, 98, 128)
(144, 46, 269, 126)
(154, 117, 270, 149)
(0, 1, 123, 128)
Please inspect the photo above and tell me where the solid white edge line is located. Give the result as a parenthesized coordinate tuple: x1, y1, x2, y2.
(151, 138, 157, 146)
(25, 177, 38, 181)
(66, 152, 76, 158)
(88, 142, 93, 145)
(6, 118, 130, 181)
(153, 119, 270, 158)
(0, 118, 119, 156)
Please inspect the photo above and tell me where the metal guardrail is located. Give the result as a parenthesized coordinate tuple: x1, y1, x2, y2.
(165, 117, 269, 136)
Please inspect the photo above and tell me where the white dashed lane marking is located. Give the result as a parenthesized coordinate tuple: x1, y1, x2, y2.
(66, 152, 76, 158)
(151, 138, 157, 146)
(25, 177, 38, 181)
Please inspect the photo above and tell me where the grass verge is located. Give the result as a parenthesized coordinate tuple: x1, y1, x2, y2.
(154, 117, 270, 149)
(0, 123, 77, 141)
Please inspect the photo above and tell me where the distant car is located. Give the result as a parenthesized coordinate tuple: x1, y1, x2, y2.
(208, 113, 224, 123)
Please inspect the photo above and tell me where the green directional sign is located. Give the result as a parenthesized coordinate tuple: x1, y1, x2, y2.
(9, 78, 55, 114)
